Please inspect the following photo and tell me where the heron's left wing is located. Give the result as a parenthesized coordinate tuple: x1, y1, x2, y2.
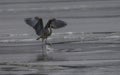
(51, 19, 67, 29)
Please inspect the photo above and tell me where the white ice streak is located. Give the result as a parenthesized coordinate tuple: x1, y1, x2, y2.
(105, 35, 120, 39)
(9, 33, 30, 37)
(0, 5, 88, 13)
(0, 39, 36, 43)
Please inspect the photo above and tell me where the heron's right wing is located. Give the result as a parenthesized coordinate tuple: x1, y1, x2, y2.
(24, 17, 44, 36)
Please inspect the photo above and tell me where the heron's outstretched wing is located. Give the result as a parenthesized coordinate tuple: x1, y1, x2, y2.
(50, 19, 67, 29)
(24, 17, 38, 27)
(24, 17, 44, 36)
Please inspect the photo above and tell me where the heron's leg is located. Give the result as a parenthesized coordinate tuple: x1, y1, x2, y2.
(44, 39, 47, 44)
(41, 39, 45, 58)
(45, 38, 53, 47)
(41, 39, 46, 60)
(42, 39, 48, 60)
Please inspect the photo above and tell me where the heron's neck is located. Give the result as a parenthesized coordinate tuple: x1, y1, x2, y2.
(48, 25, 52, 34)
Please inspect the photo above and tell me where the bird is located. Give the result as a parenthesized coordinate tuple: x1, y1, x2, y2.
(24, 16, 67, 59)
(24, 16, 67, 43)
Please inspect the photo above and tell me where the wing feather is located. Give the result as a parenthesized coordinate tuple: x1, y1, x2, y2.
(51, 20, 67, 29)
(24, 17, 44, 36)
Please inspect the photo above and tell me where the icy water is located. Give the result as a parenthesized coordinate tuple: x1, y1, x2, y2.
(0, 32, 120, 75)
(0, 0, 120, 75)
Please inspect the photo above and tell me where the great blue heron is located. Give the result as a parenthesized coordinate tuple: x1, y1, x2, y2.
(25, 17, 67, 42)
(24, 16, 67, 58)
